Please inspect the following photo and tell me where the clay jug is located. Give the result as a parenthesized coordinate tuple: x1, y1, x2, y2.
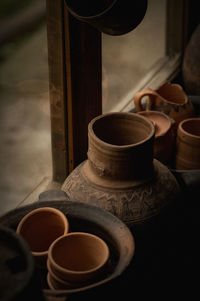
(138, 111, 176, 165)
(133, 82, 195, 126)
(62, 112, 180, 227)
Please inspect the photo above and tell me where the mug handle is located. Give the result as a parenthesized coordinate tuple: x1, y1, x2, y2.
(133, 89, 158, 111)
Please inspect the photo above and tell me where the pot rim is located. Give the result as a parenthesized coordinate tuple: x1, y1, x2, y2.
(157, 82, 188, 105)
(88, 112, 155, 150)
(138, 110, 173, 137)
(178, 117, 200, 139)
(16, 207, 69, 257)
(48, 232, 110, 276)
(65, 0, 118, 20)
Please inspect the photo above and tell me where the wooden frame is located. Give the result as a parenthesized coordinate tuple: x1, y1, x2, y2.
(46, 0, 198, 184)
(46, 0, 102, 183)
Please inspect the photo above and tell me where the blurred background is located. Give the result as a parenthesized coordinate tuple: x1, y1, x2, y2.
(0, 0, 185, 215)
(0, 0, 51, 215)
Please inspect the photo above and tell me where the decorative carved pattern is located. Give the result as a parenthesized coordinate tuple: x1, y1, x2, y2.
(62, 160, 180, 226)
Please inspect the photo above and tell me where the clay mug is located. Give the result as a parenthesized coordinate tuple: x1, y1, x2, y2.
(16, 207, 69, 268)
(138, 110, 176, 164)
(48, 232, 110, 287)
(134, 82, 195, 126)
(175, 118, 200, 170)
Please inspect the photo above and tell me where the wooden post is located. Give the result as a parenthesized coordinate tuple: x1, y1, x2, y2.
(46, 0, 102, 182)
(64, 7, 102, 172)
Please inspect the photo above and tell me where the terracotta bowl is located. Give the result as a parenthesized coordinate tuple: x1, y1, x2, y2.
(0, 200, 135, 299)
(48, 232, 109, 285)
(47, 259, 78, 290)
(16, 207, 69, 268)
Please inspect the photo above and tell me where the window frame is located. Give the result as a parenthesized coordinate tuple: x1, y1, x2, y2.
(46, 0, 194, 183)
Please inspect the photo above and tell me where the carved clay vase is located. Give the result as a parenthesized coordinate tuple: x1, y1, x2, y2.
(138, 110, 176, 164)
(175, 118, 200, 170)
(62, 112, 180, 227)
(133, 82, 195, 126)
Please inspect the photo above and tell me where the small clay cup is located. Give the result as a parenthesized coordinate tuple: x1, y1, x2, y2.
(175, 118, 200, 170)
(138, 110, 176, 164)
(16, 207, 69, 268)
(48, 232, 110, 285)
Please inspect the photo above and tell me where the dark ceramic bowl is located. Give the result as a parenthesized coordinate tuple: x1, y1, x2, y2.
(0, 199, 135, 299)
(0, 224, 44, 300)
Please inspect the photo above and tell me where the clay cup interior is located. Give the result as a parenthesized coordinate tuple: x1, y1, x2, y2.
(16, 207, 69, 267)
(48, 232, 110, 286)
(175, 118, 200, 170)
(83, 112, 155, 188)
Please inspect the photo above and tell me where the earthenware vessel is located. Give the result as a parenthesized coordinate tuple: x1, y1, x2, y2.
(0, 225, 44, 300)
(47, 259, 78, 290)
(48, 232, 110, 285)
(64, 0, 147, 36)
(16, 207, 69, 268)
(138, 110, 176, 164)
(62, 112, 180, 226)
(175, 118, 200, 170)
(182, 24, 200, 95)
(133, 82, 195, 126)
(0, 199, 135, 298)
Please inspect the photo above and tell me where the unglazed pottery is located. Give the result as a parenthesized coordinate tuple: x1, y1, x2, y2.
(48, 232, 110, 285)
(133, 82, 195, 126)
(138, 110, 175, 164)
(16, 207, 69, 267)
(0, 199, 135, 297)
(62, 112, 180, 226)
(175, 118, 200, 170)
(47, 259, 78, 290)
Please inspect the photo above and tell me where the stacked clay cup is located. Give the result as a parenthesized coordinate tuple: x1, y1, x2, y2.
(47, 232, 110, 290)
(175, 118, 200, 170)
(16, 207, 69, 268)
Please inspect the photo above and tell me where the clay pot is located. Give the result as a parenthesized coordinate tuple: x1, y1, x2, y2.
(138, 110, 176, 164)
(62, 112, 180, 226)
(47, 259, 78, 290)
(133, 82, 195, 126)
(48, 232, 110, 286)
(16, 207, 69, 268)
(64, 0, 147, 36)
(182, 24, 200, 95)
(0, 225, 44, 300)
(0, 199, 135, 297)
(175, 118, 200, 170)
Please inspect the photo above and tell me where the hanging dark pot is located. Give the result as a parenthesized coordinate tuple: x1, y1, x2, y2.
(64, 0, 148, 35)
